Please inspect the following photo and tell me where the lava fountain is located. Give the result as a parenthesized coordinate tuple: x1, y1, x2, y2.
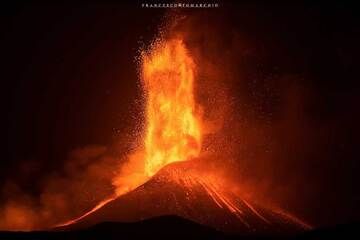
(142, 38, 202, 177)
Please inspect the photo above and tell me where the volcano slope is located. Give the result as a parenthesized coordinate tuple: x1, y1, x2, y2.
(61, 160, 309, 236)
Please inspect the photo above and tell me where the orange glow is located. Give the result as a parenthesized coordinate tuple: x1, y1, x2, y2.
(1, 204, 37, 231)
(142, 38, 202, 177)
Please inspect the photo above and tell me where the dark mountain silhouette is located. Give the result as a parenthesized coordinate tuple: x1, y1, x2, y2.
(1, 216, 359, 240)
(0, 216, 227, 240)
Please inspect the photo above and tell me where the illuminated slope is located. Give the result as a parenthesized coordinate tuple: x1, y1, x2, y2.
(63, 160, 309, 234)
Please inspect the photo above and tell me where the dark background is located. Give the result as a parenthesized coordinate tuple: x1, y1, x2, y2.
(0, 0, 359, 229)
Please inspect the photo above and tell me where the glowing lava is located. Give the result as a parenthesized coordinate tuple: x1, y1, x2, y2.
(142, 38, 202, 177)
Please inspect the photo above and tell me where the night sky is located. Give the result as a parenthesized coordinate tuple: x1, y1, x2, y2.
(1, 1, 359, 229)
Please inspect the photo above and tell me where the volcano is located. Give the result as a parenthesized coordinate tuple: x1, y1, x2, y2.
(53, 35, 310, 235)
(61, 160, 309, 235)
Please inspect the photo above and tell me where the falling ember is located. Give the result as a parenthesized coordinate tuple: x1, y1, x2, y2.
(142, 38, 202, 177)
